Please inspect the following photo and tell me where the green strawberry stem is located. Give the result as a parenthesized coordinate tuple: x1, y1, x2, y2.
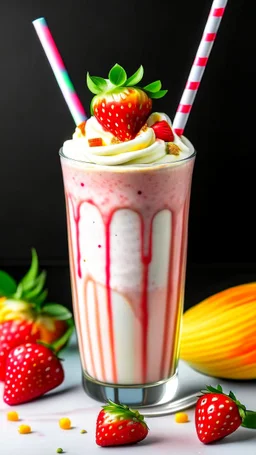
(102, 400, 149, 429)
(87, 63, 168, 114)
(202, 385, 256, 429)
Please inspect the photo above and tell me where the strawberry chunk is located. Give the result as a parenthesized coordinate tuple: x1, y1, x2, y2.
(151, 120, 174, 142)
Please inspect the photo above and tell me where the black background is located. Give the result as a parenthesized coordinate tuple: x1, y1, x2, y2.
(0, 0, 255, 311)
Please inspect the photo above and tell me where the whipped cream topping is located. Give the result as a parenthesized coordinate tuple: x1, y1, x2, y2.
(62, 113, 194, 166)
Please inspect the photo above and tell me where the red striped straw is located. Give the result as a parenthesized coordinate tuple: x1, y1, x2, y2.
(172, 0, 228, 136)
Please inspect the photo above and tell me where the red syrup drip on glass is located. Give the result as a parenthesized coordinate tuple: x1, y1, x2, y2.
(168, 197, 190, 375)
(160, 216, 175, 378)
(140, 216, 153, 383)
(92, 278, 106, 381)
(105, 212, 118, 383)
(70, 199, 82, 279)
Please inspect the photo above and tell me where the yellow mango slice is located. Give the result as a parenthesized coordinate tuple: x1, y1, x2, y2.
(180, 283, 256, 379)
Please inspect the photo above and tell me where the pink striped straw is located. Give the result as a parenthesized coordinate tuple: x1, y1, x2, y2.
(32, 17, 87, 125)
(173, 0, 228, 136)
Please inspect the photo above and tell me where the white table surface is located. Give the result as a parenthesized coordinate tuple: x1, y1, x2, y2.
(0, 335, 256, 455)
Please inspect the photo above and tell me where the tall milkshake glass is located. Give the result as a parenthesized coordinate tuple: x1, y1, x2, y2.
(60, 146, 195, 406)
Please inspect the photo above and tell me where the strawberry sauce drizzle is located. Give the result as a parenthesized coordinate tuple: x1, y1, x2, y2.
(169, 203, 187, 375)
(84, 277, 96, 377)
(66, 197, 86, 370)
(140, 217, 153, 383)
(105, 213, 118, 383)
(70, 199, 82, 279)
(92, 279, 106, 381)
(160, 212, 180, 378)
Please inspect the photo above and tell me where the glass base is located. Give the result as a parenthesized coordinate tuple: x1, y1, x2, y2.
(82, 370, 179, 407)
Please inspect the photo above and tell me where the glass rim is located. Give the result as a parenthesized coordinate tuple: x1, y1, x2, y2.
(59, 147, 197, 171)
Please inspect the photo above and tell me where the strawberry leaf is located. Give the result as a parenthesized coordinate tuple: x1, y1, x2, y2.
(126, 65, 144, 86)
(11, 249, 48, 306)
(87, 72, 103, 94)
(229, 391, 237, 401)
(24, 271, 47, 302)
(19, 248, 39, 292)
(13, 282, 23, 299)
(34, 289, 48, 307)
(205, 385, 221, 394)
(42, 303, 73, 320)
(108, 64, 127, 87)
(146, 89, 168, 99)
(143, 80, 162, 93)
(0, 271, 17, 296)
(90, 76, 108, 91)
(202, 384, 229, 397)
(242, 411, 256, 429)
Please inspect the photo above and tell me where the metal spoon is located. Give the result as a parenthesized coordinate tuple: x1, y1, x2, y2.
(140, 392, 199, 417)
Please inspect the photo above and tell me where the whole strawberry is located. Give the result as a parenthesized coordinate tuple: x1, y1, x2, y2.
(3, 342, 64, 405)
(87, 64, 167, 142)
(0, 320, 40, 381)
(195, 385, 247, 444)
(96, 400, 148, 446)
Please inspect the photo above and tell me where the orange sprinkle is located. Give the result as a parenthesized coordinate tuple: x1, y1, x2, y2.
(7, 411, 19, 421)
(59, 417, 72, 430)
(175, 412, 189, 423)
(77, 121, 86, 136)
(18, 424, 31, 434)
(88, 137, 103, 147)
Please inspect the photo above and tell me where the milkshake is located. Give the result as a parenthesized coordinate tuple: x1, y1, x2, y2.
(60, 64, 195, 404)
